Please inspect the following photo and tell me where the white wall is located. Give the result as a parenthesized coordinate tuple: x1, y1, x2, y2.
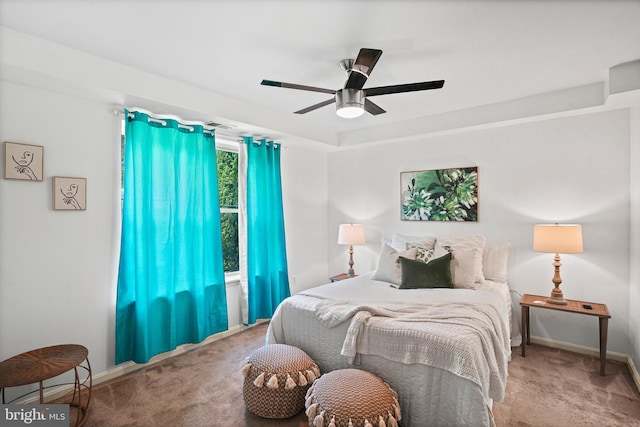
(328, 109, 632, 354)
(629, 103, 640, 370)
(0, 81, 120, 369)
(0, 81, 329, 397)
(281, 143, 330, 294)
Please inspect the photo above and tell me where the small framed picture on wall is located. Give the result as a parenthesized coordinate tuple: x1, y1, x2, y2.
(53, 176, 87, 210)
(3, 141, 44, 181)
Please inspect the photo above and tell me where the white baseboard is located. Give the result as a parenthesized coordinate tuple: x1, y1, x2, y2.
(530, 335, 640, 393)
(625, 352, 640, 394)
(19, 320, 269, 404)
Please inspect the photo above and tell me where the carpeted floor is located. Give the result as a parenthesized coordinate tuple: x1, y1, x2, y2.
(77, 323, 640, 427)
(492, 343, 640, 426)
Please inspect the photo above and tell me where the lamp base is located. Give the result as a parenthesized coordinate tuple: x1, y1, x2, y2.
(547, 288, 567, 305)
(547, 254, 568, 305)
(347, 245, 355, 278)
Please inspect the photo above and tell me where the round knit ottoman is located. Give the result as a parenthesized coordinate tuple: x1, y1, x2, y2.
(241, 344, 320, 419)
(305, 369, 401, 427)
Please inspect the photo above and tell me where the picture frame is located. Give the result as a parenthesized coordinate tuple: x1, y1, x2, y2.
(3, 141, 44, 181)
(401, 166, 478, 221)
(52, 176, 87, 211)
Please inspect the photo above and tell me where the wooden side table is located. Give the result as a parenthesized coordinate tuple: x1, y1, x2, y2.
(520, 294, 611, 375)
(0, 344, 92, 426)
(330, 273, 357, 282)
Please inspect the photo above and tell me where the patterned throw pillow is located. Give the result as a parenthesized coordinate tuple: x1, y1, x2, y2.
(407, 243, 450, 263)
(406, 244, 436, 263)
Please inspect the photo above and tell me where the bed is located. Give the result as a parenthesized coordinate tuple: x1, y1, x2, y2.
(266, 234, 515, 427)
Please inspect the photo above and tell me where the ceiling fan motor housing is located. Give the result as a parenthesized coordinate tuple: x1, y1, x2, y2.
(336, 88, 364, 118)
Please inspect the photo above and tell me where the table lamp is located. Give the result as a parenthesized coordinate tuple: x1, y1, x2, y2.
(337, 224, 366, 277)
(533, 223, 583, 305)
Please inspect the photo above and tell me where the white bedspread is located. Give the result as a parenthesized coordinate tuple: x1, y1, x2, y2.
(267, 273, 513, 427)
(315, 299, 509, 404)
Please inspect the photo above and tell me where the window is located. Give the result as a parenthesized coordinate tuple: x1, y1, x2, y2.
(121, 124, 240, 274)
(216, 142, 239, 273)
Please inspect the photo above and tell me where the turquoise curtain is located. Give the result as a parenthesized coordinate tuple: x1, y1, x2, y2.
(116, 110, 228, 364)
(244, 136, 290, 324)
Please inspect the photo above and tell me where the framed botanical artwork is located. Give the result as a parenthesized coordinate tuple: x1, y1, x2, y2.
(3, 141, 44, 181)
(401, 166, 478, 221)
(53, 176, 87, 210)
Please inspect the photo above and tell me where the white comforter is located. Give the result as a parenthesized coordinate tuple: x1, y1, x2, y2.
(267, 273, 513, 427)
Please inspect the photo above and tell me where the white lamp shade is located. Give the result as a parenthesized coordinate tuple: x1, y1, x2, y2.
(533, 224, 583, 254)
(337, 224, 366, 245)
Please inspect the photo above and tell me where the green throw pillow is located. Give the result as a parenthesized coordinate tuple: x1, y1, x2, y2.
(398, 253, 453, 289)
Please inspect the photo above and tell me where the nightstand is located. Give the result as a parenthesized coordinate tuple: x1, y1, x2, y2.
(330, 273, 356, 282)
(520, 293, 611, 375)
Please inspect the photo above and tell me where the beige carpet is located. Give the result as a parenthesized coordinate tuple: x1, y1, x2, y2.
(493, 343, 640, 426)
(76, 323, 640, 427)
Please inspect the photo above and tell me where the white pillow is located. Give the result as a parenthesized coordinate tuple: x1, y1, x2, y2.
(483, 242, 510, 283)
(373, 243, 418, 286)
(438, 235, 486, 282)
(390, 233, 437, 252)
(442, 246, 484, 289)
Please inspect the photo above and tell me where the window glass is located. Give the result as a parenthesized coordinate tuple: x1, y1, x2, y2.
(217, 150, 238, 208)
(216, 148, 239, 273)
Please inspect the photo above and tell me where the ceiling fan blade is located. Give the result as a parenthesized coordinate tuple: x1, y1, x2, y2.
(364, 98, 386, 115)
(344, 48, 383, 90)
(294, 98, 335, 114)
(261, 79, 335, 95)
(365, 80, 445, 97)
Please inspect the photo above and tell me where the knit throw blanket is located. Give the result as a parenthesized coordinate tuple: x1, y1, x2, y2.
(314, 299, 510, 405)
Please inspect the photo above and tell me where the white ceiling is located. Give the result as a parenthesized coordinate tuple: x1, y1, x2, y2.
(1, 0, 639, 146)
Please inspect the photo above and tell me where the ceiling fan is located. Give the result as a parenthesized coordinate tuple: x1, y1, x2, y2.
(261, 48, 445, 118)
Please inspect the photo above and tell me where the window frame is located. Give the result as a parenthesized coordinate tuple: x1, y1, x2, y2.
(215, 138, 241, 283)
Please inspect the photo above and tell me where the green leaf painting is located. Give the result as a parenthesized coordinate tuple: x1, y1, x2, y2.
(401, 167, 478, 221)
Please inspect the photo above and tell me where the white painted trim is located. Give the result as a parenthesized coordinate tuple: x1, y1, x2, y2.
(19, 321, 269, 404)
(627, 353, 640, 394)
(530, 335, 640, 393)
(530, 336, 627, 362)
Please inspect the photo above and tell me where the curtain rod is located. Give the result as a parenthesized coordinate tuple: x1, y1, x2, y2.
(113, 108, 283, 147)
(240, 136, 284, 149)
(113, 109, 215, 135)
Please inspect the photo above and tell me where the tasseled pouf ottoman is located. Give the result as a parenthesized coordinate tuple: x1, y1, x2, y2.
(241, 344, 321, 419)
(305, 368, 401, 427)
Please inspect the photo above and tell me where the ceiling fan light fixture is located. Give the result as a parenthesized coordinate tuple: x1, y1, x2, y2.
(336, 89, 364, 118)
(336, 105, 364, 118)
